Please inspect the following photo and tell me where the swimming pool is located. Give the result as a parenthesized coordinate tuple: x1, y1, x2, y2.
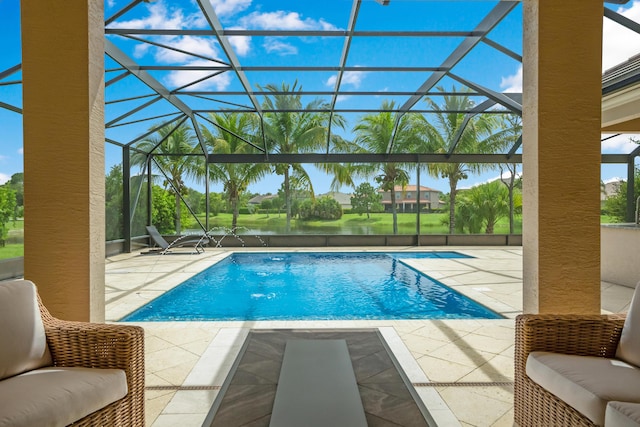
(122, 251, 502, 321)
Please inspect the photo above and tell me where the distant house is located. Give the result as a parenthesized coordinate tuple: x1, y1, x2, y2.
(318, 191, 353, 210)
(248, 194, 278, 206)
(378, 185, 442, 213)
(602, 179, 623, 202)
(601, 179, 624, 209)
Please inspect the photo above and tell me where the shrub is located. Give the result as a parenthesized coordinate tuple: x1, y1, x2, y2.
(298, 197, 343, 220)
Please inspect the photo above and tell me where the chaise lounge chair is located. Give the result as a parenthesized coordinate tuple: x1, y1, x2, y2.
(145, 225, 209, 254)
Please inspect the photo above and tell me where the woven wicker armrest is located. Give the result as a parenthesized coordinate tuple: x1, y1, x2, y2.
(38, 299, 145, 422)
(515, 313, 626, 373)
(33, 289, 145, 426)
(37, 295, 144, 371)
(514, 314, 627, 427)
(43, 319, 144, 370)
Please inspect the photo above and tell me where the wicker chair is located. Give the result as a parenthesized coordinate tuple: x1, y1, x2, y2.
(36, 294, 146, 426)
(514, 313, 626, 427)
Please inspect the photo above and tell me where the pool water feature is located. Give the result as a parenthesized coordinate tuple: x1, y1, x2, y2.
(122, 251, 502, 321)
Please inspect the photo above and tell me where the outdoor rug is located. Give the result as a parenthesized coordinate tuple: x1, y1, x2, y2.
(202, 328, 434, 427)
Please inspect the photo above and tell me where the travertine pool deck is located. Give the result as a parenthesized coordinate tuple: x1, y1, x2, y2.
(105, 246, 634, 427)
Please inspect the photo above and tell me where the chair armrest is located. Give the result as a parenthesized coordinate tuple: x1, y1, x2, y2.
(43, 317, 145, 410)
(44, 319, 144, 369)
(35, 292, 145, 424)
(514, 313, 625, 377)
(38, 294, 144, 371)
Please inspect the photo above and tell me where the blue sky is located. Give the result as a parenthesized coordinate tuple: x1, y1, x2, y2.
(2, 0, 640, 194)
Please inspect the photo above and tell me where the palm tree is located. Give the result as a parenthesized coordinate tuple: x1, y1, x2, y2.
(201, 112, 269, 230)
(493, 114, 522, 234)
(422, 86, 498, 234)
(260, 81, 345, 232)
(461, 181, 516, 234)
(351, 100, 426, 234)
(132, 122, 201, 234)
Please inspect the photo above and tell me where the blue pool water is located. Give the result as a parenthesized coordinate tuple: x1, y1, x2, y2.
(122, 251, 502, 321)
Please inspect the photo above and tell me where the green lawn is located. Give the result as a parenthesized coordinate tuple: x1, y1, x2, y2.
(0, 214, 625, 261)
(0, 220, 24, 260)
(190, 212, 523, 235)
(0, 244, 24, 259)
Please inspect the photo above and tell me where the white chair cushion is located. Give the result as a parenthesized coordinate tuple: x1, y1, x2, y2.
(0, 280, 52, 380)
(606, 401, 640, 427)
(526, 351, 640, 425)
(617, 284, 640, 368)
(0, 366, 127, 427)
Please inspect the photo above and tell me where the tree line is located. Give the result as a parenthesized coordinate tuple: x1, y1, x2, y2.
(0, 173, 23, 246)
(117, 82, 524, 237)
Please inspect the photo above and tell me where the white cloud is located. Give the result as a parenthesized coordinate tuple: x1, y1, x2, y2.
(107, 1, 204, 30)
(263, 38, 298, 55)
(325, 69, 367, 89)
(109, 3, 339, 60)
(239, 11, 339, 31)
(601, 133, 640, 153)
(603, 1, 640, 72)
(17, 148, 23, 155)
(165, 59, 232, 91)
(209, 0, 252, 18)
(154, 35, 220, 63)
(500, 65, 522, 93)
(0, 173, 9, 185)
(228, 26, 252, 56)
(133, 43, 151, 58)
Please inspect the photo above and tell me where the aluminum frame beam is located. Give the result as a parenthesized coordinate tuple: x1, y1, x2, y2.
(604, 7, 640, 35)
(118, 34, 230, 66)
(106, 40, 195, 116)
(0, 64, 21, 81)
(448, 73, 523, 115)
(327, 0, 361, 152)
(447, 99, 498, 156)
(106, 95, 162, 128)
(105, 39, 208, 154)
(194, 0, 262, 117)
(125, 114, 187, 147)
(105, 0, 144, 26)
(194, 0, 266, 154)
(135, 65, 446, 72)
(206, 153, 636, 164)
(193, 108, 514, 114)
(105, 29, 487, 37)
(179, 90, 490, 97)
(207, 153, 523, 164)
(0, 101, 21, 114)
(386, 1, 519, 153)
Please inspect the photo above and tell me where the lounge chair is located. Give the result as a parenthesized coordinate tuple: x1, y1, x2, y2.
(0, 279, 145, 426)
(145, 225, 209, 254)
(514, 284, 640, 426)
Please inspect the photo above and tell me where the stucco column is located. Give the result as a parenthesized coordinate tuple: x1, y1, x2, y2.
(22, 2, 105, 321)
(522, 1, 602, 313)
